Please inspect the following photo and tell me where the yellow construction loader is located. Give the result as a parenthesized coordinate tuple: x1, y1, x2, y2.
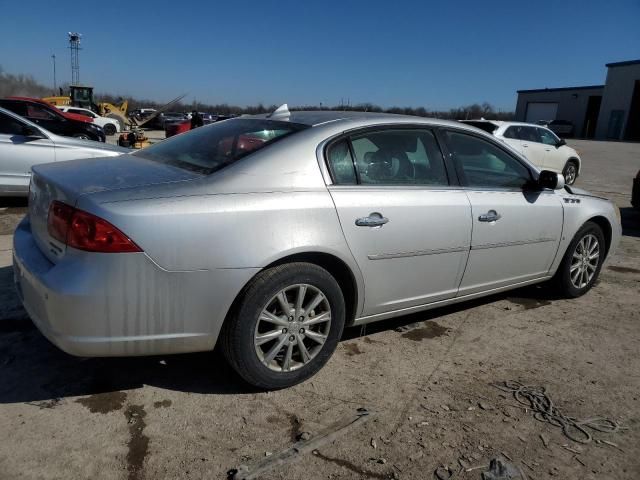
(43, 85, 187, 130)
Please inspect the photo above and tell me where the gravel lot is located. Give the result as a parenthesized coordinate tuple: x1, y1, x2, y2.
(0, 139, 639, 480)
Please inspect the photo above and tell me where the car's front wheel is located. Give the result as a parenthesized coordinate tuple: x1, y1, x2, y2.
(72, 133, 91, 140)
(563, 160, 579, 185)
(221, 262, 345, 389)
(553, 221, 605, 298)
(103, 123, 117, 136)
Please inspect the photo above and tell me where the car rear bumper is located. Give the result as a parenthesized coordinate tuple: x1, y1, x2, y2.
(13, 216, 257, 357)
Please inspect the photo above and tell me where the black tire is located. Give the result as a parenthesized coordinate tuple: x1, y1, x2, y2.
(103, 123, 117, 136)
(72, 133, 91, 140)
(563, 160, 579, 185)
(552, 221, 606, 298)
(221, 262, 345, 390)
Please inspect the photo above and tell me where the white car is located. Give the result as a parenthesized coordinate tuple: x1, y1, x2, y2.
(460, 120, 581, 185)
(56, 106, 121, 136)
(0, 107, 127, 196)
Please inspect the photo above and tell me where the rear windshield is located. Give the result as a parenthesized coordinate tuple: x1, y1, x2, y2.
(134, 118, 307, 174)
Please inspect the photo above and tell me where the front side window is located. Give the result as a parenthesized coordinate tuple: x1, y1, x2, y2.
(348, 129, 448, 185)
(134, 119, 307, 174)
(26, 105, 59, 121)
(538, 128, 560, 146)
(444, 130, 531, 189)
(0, 111, 26, 135)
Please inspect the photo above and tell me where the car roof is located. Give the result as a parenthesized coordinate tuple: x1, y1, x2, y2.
(246, 110, 466, 129)
(461, 119, 551, 129)
(5, 96, 55, 107)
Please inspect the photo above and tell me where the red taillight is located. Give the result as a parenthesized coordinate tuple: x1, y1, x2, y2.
(47, 201, 142, 253)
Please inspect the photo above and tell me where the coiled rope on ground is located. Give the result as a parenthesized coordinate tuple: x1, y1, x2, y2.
(492, 380, 621, 444)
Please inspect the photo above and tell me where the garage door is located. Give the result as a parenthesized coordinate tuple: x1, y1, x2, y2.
(525, 103, 558, 123)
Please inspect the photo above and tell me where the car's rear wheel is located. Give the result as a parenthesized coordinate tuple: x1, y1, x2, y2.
(103, 123, 117, 136)
(221, 262, 345, 390)
(563, 160, 578, 185)
(553, 221, 605, 298)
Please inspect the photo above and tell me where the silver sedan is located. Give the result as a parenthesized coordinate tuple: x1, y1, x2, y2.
(0, 106, 126, 196)
(13, 107, 621, 389)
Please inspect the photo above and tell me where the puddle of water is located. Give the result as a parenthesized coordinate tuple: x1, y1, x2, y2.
(76, 391, 127, 414)
(401, 322, 448, 341)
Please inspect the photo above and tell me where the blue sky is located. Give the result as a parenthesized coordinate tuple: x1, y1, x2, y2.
(1, 0, 638, 110)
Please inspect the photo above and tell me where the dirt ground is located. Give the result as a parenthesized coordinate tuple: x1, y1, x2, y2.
(0, 139, 639, 480)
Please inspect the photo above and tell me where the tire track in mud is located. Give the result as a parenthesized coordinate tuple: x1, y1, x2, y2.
(387, 311, 472, 438)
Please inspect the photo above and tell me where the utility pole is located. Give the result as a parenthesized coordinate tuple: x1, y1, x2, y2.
(68, 32, 82, 85)
(51, 54, 57, 91)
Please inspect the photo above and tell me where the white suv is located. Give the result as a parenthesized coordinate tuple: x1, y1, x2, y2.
(460, 120, 581, 185)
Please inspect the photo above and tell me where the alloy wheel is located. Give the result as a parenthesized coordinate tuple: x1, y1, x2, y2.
(564, 164, 577, 185)
(570, 233, 600, 289)
(254, 284, 332, 372)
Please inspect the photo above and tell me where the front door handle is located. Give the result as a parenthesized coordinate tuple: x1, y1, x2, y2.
(355, 212, 389, 227)
(478, 210, 501, 222)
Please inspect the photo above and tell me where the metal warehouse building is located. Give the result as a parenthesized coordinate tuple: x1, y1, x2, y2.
(515, 59, 640, 141)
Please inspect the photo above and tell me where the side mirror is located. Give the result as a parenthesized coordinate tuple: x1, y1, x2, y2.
(538, 170, 565, 190)
(556, 138, 566, 148)
(21, 125, 43, 138)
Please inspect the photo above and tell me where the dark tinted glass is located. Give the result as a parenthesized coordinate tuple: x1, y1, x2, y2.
(445, 131, 531, 189)
(538, 128, 559, 145)
(350, 130, 448, 185)
(519, 126, 541, 143)
(326, 140, 357, 184)
(503, 126, 520, 139)
(134, 119, 307, 174)
(0, 111, 26, 135)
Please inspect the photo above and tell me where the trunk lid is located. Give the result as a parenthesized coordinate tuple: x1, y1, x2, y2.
(29, 155, 201, 263)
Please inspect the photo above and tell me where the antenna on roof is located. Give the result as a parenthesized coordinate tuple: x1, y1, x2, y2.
(267, 104, 290, 120)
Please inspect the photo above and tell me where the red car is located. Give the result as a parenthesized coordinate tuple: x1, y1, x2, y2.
(0, 97, 106, 142)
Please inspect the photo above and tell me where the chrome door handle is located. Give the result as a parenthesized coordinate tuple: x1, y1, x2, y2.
(478, 210, 501, 222)
(355, 212, 389, 227)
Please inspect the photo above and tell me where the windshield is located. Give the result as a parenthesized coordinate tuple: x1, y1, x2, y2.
(134, 118, 308, 174)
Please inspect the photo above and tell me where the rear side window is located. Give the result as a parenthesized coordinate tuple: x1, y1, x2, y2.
(348, 129, 448, 186)
(326, 140, 357, 184)
(519, 126, 541, 143)
(134, 119, 307, 174)
(503, 126, 520, 139)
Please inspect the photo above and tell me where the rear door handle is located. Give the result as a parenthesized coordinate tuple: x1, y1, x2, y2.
(355, 212, 389, 227)
(478, 210, 501, 222)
